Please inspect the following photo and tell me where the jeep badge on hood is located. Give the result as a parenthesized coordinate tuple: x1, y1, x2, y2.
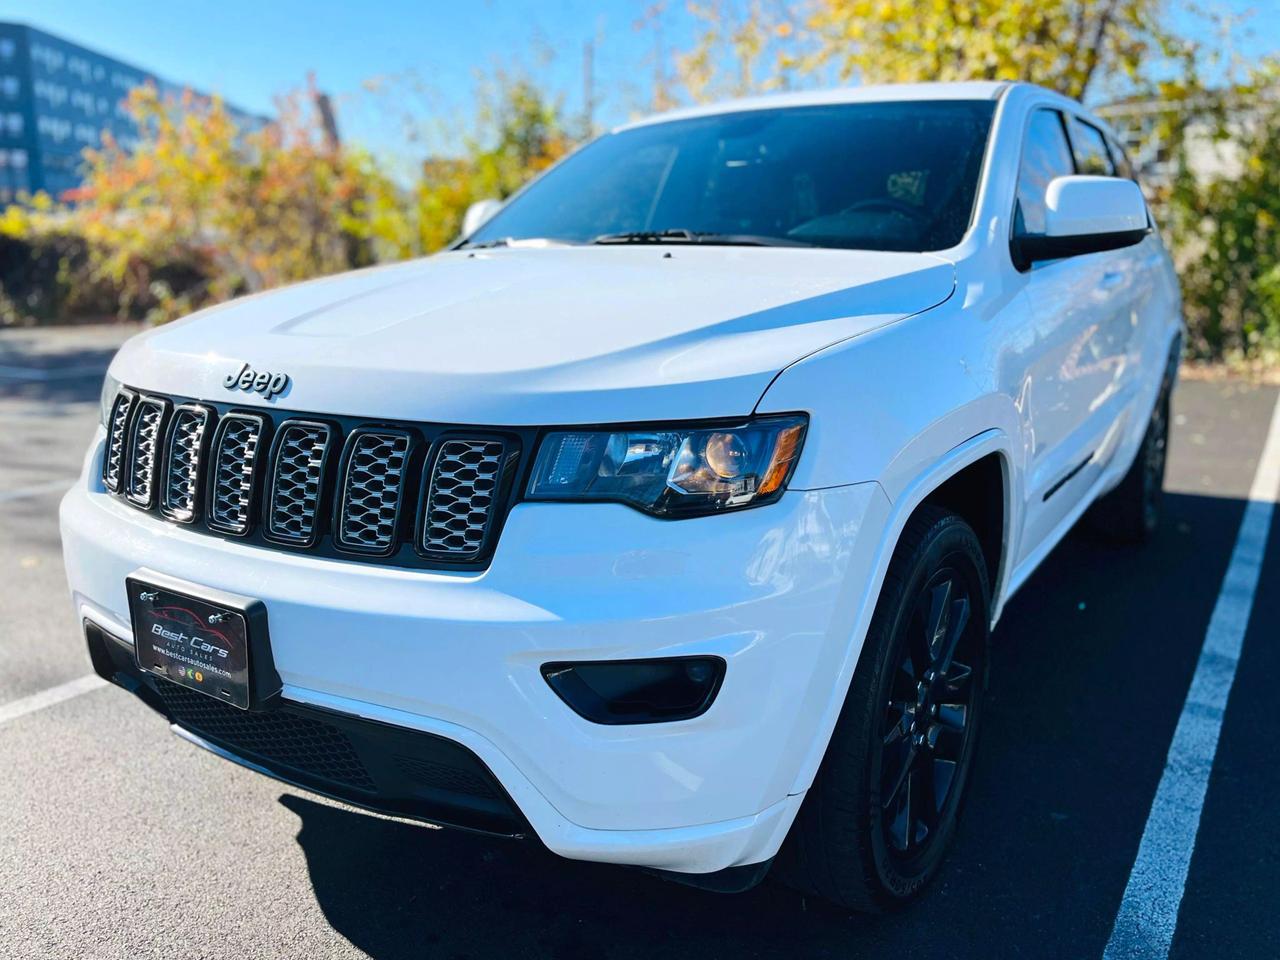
(223, 362, 290, 399)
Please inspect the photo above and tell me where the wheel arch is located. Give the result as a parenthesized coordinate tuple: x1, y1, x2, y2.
(918, 452, 1008, 607)
(884, 430, 1017, 625)
(785, 429, 1017, 800)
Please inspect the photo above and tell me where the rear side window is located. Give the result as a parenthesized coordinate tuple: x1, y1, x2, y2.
(1066, 116, 1116, 176)
(1015, 109, 1075, 235)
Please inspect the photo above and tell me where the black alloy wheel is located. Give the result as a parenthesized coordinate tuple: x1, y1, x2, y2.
(775, 506, 991, 911)
(1141, 394, 1170, 533)
(877, 567, 980, 869)
(1088, 384, 1172, 544)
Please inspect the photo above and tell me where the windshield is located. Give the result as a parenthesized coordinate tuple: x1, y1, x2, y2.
(465, 100, 996, 253)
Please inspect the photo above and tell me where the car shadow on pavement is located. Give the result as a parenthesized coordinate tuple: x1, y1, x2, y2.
(282, 490, 1265, 960)
(280, 792, 847, 960)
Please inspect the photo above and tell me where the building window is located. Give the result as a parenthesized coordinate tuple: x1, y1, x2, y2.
(37, 115, 72, 143)
(0, 148, 31, 197)
(31, 43, 66, 73)
(34, 79, 69, 108)
(0, 39, 15, 61)
(43, 152, 76, 172)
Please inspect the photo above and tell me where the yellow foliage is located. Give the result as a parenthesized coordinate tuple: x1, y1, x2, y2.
(414, 75, 573, 253)
(803, 0, 1182, 99)
(673, 0, 1198, 104)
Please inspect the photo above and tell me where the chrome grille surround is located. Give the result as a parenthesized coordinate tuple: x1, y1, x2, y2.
(102, 389, 136, 493)
(335, 429, 412, 554)
(159, 404, 212, 523)
(421, 439, 505, 559)
(124, 396, 169, 508)
(207, 413, 267, 536)
(265, 421, 333, 546)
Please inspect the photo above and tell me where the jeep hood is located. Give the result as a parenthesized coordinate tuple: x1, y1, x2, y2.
(111, 246, 954, 425)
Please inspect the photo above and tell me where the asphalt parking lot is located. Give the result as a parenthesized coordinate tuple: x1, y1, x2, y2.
(1, 324, 1278, 960)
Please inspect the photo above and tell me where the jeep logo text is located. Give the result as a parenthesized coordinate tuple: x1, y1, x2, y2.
(223, 362, 289, 399)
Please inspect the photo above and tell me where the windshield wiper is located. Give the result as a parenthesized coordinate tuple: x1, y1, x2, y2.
(592, 229, 811, 248)
(592, 229, 698, 244)
(457, 236, 579, 250)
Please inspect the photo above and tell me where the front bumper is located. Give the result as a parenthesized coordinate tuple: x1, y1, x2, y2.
(61, 429, 887, 874)
(84, 620, 530, 837)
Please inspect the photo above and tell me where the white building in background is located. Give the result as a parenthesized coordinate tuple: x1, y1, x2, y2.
(1097, 91, 1266, 189)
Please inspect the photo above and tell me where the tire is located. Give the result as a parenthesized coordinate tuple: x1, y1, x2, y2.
(1087, 386, 1170, 544)
(774, 506, 991, 912)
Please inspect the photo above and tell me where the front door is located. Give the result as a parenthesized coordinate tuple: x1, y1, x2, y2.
(1012, 108, 1137, 567)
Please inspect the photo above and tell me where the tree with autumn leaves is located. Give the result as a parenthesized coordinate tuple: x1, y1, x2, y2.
(412, 75, 574, 252)
(676, 0, 1201, 102)
(0, 73, 571, 324)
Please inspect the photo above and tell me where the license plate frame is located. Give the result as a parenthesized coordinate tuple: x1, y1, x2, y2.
(126, 571, 280, 711)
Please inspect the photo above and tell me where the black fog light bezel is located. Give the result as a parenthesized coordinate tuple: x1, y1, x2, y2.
(541, 656, 726, 725)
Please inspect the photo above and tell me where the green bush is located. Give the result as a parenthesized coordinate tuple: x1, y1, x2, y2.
(0, 232, 216, 327)
(1160, 78, 1280, 364)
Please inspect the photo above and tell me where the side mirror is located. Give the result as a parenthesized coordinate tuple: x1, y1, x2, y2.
(1013, 175, 1148, 270)
(462, 198, 503, 237)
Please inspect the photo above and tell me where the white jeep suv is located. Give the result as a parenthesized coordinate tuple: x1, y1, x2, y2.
(61, 81, 1181, 910)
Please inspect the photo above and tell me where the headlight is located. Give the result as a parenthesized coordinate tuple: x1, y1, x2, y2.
(99, 371, 122, 427)
(526, 415, 807, 518)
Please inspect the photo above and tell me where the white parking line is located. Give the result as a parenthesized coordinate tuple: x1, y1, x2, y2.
(0, 675, 107, 727)
(0, 479, 74, 504)
(1104, 388, 1280, 960)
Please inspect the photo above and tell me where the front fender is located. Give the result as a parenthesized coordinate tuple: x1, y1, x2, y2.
(755, 298, 1023, 501)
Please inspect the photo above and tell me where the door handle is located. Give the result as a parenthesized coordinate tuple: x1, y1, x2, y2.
(1099, 271, 1125, 289)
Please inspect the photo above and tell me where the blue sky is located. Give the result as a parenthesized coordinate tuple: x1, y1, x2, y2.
(0, 0, 690, 162)
(2, 0, 1275, 165)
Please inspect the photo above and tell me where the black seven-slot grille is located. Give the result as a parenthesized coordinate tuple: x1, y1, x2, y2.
(103, 389, 136, 494)
(125, 396, 168, 507)
(337, 429, 412, 553)
(423, 439, 506, 559)
(102, 388, 521, 569)
(208, 413, 267, 535)
(267, 421, 333, 545)
(160, 404, 211, 522)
